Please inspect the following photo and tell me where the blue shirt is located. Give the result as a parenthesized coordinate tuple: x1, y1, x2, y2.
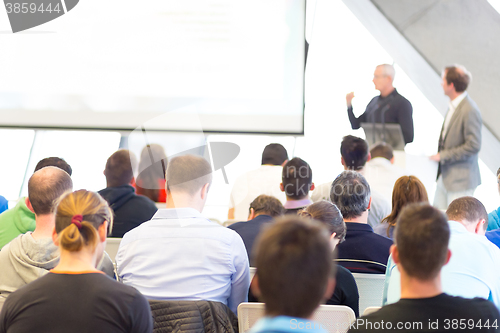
(486, 229, 500, 249)
(383, 221, 500, 310)
(487, 207, 500, 231)
(249, 316, 328, 333)
(116, 208, 250, 314)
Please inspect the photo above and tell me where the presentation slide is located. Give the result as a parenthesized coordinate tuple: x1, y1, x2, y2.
(0, 0, 305, 133)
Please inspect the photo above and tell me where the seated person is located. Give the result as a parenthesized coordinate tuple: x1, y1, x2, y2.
(299, 201, 359, 317)
(135, 143, 168, 203)
(99, 149, 158, 237)
(330, 171, 392, 274)
(0, 157, 72, 249)
(281, 157, 314, 214)
(374, 175, 428, 239)
(350, 203, 500, 332)
(249, 216, 336, 333)
(0, 190, 152, 332)
(228, 194, 284, 265)
(117, 155, 250, 314)
(487, 167, 500, 231)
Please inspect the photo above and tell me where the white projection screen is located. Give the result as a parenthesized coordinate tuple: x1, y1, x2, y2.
(0, 0, 305, 134)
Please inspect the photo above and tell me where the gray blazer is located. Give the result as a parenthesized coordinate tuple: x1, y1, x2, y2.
(438, 95, 482, 192)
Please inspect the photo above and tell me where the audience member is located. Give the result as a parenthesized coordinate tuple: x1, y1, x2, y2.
(228, 143, 288, 221)
(249, 217, 335, 333)
(117, 155, 250, 314)
(0, 157, 72, 249)
(487, 167, 500, 231)
(228, 194, 284, 265)
(0, 190, 153, 332)
(350, 203, 500, 333)
(281, 157, 314, 214)
(312, 136, 390, 228)
(135, 143, 168, 203)
(299, 201, 359, 317)
(99, 149, 158, 237)
(374, 175, 428, 239)
(384, 197, 500, 309)
(330, 171, 392, 274)
(0, 196, 7, 215)
(364, 142, 406, 202)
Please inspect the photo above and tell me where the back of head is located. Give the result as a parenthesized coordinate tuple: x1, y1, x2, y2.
(253, 216, 333, 318)
(166, 155, 212, 195)
(138, 143, 167, 175)
(299, 201, 346, 242)
(369, 142, 394, 161)
(28, 166, 73, 215)
(55, 190, 113, 252)
(444, 65, 471, 93)
(34, 157, 72, 176)
(330, 171, 370, 220)
(104, 150, 137, 188)
(340, 135, 369, 170)
(249, 195, 285, 218)
(384, 175, 428, 231)
(395, 203, 449, 281)
(262, 143, 288, 165)
(282, 157, 313, 200)
(446, 196, 487, 227)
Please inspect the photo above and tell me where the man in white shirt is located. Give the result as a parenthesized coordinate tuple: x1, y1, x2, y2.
(430, 65, 482, 210)
(228, 144, 288, 221)
(117, 155, 250, 314)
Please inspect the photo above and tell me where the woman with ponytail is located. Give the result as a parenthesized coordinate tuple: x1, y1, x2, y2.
(0, 190, 153, 333)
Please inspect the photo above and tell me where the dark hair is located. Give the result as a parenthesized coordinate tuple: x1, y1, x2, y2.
(136, 144, 168, 202)
(253, 217, 333, 318)
(166, 155, 212, 195)
(446, 197, 488, 231)
(341, 135, 369, 171)
(382, 175, 428, 237)
(104, 150, 137, 188)
(34, 157, 72, 176)
(330, 171, 370, 220)
(369, 142, 394, 161)
(28, 166, 73, 215)
(282, 158, 313, 200)
(395, 203, 449, 281)
(249, 195, 284, 218)
(299, 201, 346, 242)
(55, 190, 113, 252)
(444, 66, 470, 93)
(262, 144, 288, 165)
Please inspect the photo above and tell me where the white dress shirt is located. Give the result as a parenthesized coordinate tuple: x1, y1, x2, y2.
(364, 157, 407, 203)
(116, 208, 250, 314)
(442, 91, 468, 139)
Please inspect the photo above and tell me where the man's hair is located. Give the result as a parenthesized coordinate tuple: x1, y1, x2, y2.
(34, 157, 72, 176)
(377, 64, 395, 82)
(395, 203, 449, 281)
(104, 150, 137, 188)
(340, 135, 369, 170)
(369, 142, 394, 161)
(253, 217, 333, 318)
(166, 155, 212, 195)
(444, 65, 471, 93)
(282, 157, 313, 200)
(299, 201, 346, 242)
(262, 144, 288, 165)
(446, 196, 488, 230)
(249, 195, 284, 218)
(28, 166, 74, 215)
(330, 171, 370, 220)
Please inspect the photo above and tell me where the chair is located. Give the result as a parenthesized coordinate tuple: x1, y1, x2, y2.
(362, 306, 381, 316)
(105, 237, 122, 263)
(249, 267, 257, 282)
(238, 303, 355, 333)
(351, 273, 385, 315)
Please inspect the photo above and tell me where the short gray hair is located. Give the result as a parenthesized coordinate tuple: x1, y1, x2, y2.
(330, 171, 370, 220)
(166, 155, 212, 195)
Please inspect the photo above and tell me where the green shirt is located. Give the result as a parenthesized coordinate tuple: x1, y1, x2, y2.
(0, 198, 35, 249)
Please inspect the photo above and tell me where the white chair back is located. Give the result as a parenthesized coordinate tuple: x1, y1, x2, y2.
(105, 237, 122, 263)
(238, 303, 355, 333)
(362, 306, 381, 316)
(249, 267, 257, 282)
(352, 273, 385, 315)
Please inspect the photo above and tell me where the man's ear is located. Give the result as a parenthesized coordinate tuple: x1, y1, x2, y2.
(323, 277, 336, 301)
(280, 183, 284, 192)
(250, 274, 261, 298)
(248, 208, 256, 221)
(475, 219, 486, 235)
(310, 182, 315, 191)
(98, 221, 108, 242)
(340, 157, 345, 167)
(25, 197, 35, 213)
(367, 197, 372, 210)
(52, 227, 59, 246)
(200, 183, 210, 200)
(444, 249, 452, 266)
(281, 160, 288, 167)
(390, 157, 395, 164)
(366, 152, 372, 162)
(390, 244, 399, 264)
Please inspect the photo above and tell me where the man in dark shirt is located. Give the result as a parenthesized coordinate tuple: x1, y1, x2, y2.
(99, 149, 157, 237)
(346, 64, 413, 145)
(228, 194, 284, 265)
(349, 204, 500, 332)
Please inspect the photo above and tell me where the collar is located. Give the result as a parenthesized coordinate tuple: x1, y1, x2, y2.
(367, 157, 392, 166)
(345, 222, 374, 232)
(448, 220, 468, 233)
(152, 208, 204, 220)
(450, 91, 467, 109)
(379, 88, 398, 100)
(284, 198, 313, 210)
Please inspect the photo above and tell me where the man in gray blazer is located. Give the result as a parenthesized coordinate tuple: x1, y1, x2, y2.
(430, 65, 482, 209)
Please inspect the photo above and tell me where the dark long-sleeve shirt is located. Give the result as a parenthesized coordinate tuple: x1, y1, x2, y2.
(347, 88, 414, 145)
